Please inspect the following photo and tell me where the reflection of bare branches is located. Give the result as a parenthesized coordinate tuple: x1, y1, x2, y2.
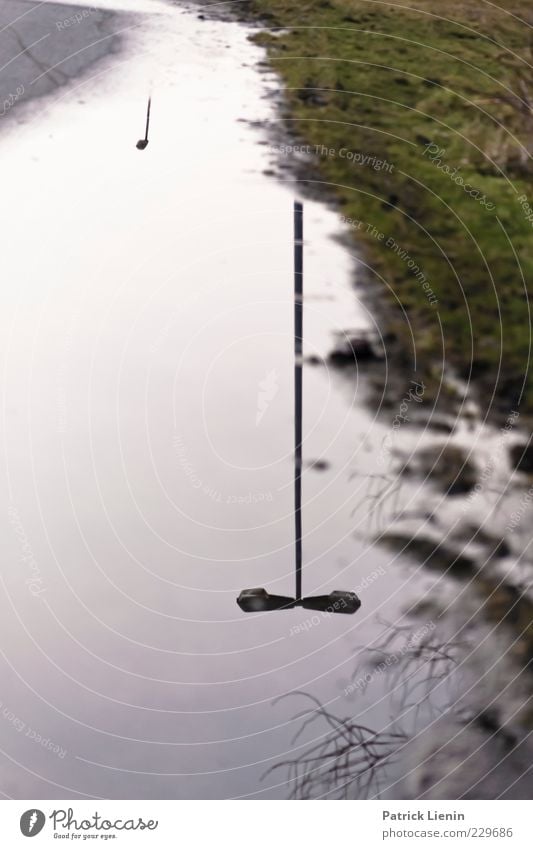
(357, 619, 462, 725)
(351, 471, 403, 537)
(270, 624, 461, 799)
(265, 693, 406, 799)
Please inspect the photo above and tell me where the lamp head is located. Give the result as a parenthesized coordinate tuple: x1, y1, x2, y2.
(236, 588, 296, 613)
(136, 139, 149, 150)
(300, 590, 361, 614)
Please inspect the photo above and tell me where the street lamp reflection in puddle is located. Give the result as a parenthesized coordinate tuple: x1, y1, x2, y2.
(236, 202, 362, 617)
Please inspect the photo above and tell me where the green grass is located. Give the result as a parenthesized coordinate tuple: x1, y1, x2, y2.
(246, 0, 533, 416)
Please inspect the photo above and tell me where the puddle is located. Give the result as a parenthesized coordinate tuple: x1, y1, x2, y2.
(0, 0, 497, 799)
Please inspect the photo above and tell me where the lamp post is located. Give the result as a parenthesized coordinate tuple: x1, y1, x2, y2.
(136, 96, 151, 150)
(237, 201, 361, 616)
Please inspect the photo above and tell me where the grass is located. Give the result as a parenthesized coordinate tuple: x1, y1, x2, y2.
(243, 0, 533, 416)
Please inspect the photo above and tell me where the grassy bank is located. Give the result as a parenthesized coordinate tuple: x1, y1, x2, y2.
(244, 0, 533, 417)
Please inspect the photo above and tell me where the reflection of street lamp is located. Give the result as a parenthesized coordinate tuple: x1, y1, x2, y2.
(237, 202, 362, 616)
(136, 97, 151, 150)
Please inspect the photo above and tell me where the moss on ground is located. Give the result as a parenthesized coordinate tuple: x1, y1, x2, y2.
(245, 0, 533, 416)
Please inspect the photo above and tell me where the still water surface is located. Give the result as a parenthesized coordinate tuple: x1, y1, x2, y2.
(0, 0, 424, 798)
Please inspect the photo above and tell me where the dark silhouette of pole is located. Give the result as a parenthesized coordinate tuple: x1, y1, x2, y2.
(294, 201, 303, 601)
(136, 96, 151, 150)
(145, 96, 151, 139)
